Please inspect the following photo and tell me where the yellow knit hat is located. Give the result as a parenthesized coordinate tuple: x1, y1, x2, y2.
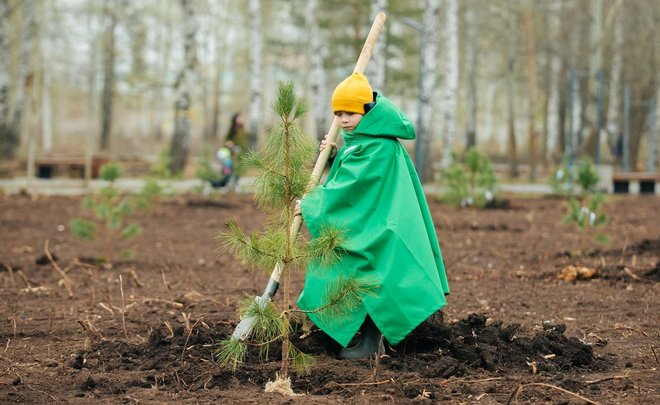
(331, 72, 373, 114)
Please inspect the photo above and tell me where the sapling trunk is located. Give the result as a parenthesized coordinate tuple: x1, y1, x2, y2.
(280, 112, 293, 379)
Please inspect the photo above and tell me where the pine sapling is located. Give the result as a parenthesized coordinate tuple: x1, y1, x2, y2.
(70, 162, 142, 263)
(575, 158, 600, 195)
(440, 148, 498, 208)
(215, 82, 374, 387)
(550, 157, 600, 196)
(136, 149, 178, 209)
(562, 193, 609, 254)
(560, 159, 607, 254)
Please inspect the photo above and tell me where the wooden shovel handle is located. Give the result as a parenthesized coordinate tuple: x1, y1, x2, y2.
(271, 12, 387, 284)
(309, 11, 387, 188)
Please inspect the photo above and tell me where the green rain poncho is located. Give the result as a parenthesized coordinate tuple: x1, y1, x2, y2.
(297, 94, 450, 347)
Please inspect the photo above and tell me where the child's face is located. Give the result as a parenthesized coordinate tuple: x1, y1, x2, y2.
(334, 111, 363, 132)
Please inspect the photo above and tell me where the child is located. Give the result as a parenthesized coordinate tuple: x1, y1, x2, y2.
(296, 72, 450, 359)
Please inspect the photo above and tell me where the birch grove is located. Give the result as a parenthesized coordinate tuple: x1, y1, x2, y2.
(0, 0, 656, 176)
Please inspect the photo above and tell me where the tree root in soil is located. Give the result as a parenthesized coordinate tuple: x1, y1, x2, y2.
(264, 374, 299, 396)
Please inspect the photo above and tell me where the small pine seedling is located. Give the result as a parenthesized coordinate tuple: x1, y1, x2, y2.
(550, 158, 600, 196)
(562, 193, 609, 253)
(440, 148, 498, 208)
(70, 162, 142, 263)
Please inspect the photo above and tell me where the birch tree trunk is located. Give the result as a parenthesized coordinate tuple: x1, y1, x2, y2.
(365, 0, 388, 91)
(99, 3, 117, 151)
(606, 1, 622, 155)
(1, 0, 35, 159)
(575, 3, 589, 150)
(564, 9, 584, 163)
(306, 0, 328, 142)
(545, 56, 562, 163)
(569, 74, 582, 163)
(652, 86, 659, 172)
(207, 29, 224, 142)
(85, 1, 100, 186)
(545, 1, 562, 163)
(25, 0, 38, 187)
(652, 5, 659, 172)
(523, 4, 538, 180)
(199, 34, 211, 142)
(440, 0, 459, 171)
(248, 0, 263, 148)
(40, 0, 53, 154)
(0, 1, 9, 158)
(12, 0, 36, 148)
(464, 2, 478, 151)
(153, 0, 173, 142)
(414, 0, 441, 183)
(169, 0, 197, 174)
(505, 0, 519, 177)
(484, 82, 496, 144)
(587, 0, 603, 161)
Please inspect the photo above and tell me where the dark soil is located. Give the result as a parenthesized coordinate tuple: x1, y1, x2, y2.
(1, 193, 658, 404)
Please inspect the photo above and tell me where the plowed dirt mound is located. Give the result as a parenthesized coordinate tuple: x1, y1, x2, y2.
(74, 312, 606, 398)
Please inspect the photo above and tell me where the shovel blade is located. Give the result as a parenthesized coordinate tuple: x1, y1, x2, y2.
(230, 294, 270, 341)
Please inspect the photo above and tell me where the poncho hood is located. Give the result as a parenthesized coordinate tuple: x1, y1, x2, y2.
(345, 93, 416, 141)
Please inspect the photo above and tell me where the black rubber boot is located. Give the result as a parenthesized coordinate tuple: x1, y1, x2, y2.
(338, 317, 385, 359)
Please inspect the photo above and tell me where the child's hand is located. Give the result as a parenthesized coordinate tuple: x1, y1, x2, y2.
(320, 134, 337, 158)
(294, 199, 302, 218)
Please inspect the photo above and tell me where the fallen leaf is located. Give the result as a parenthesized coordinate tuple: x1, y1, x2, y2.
(558, 265, 597, 281)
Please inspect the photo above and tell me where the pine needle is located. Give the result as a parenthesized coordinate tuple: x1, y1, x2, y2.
(289, 343, 314, 376)
(308, 223, 347, 266)
(301, 277, 379, 322)
(215, 338, 247, 371)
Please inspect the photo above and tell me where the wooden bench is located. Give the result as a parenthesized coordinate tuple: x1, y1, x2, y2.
(35, 155, 108, 179)
(612, 172, 660, 194)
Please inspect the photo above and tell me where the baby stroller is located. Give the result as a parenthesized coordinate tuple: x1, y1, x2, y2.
(210, 145, 234, 189)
